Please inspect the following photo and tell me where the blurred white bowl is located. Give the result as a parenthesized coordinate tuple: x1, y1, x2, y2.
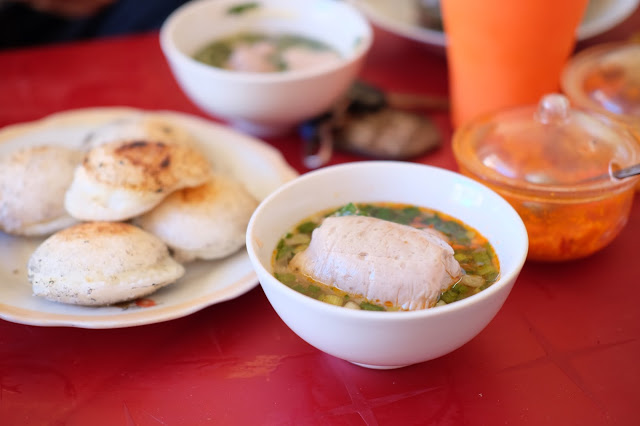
(246, 161, 528, 369)
(160, 0, 372, 136)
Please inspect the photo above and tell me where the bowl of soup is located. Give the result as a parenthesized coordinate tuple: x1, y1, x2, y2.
(246, 161, 528, 369)
(160, 0, 372, 137)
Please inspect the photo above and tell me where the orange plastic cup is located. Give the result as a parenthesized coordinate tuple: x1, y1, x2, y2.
(441, 0, 589, 128)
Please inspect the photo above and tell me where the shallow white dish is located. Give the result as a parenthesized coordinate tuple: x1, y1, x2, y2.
(0, 107, 297, 328)
(352, 0, 639, 50)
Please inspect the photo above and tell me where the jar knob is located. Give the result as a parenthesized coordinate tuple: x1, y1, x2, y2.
(536, 93, 571, 124)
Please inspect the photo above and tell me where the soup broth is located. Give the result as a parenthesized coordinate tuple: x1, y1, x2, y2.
(193, 32, 341, 72)
(272, 202, 500, 311)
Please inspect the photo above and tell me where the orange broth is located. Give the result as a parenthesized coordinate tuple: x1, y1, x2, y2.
(271, 202, 500, 311)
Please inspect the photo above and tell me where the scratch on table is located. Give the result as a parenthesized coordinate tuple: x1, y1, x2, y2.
(326, 360, 448, 425)
(122, 402, 169, 425)
(0, 361, 77, 399)
(225, 354, 285, 379)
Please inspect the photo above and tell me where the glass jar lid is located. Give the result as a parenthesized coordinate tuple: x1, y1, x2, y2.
(452, 93, 640, 193)
(562, 42, 640, 120)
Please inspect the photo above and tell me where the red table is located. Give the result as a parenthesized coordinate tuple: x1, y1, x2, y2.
(1, 9, 639, 426)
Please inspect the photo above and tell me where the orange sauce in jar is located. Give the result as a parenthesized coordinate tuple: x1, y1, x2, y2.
(499, 187, 634, 262)
(457, 164, 636, 262)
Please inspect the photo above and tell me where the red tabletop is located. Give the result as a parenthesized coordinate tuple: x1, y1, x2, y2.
(1, 8, 639, 426)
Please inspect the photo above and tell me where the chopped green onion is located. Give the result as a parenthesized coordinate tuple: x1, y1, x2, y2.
(305, 285, 322, 299)
(344, 301, 361, 310)
(275, 244, 294, 261)
(227, 2, 259, 15)
(454, 252, 470, 262)
(360, 302, 385, 311)
(476, 264, 496, 276)
(286, 233, 310, 245)
(296, 221, 318, 234)
(334, 202, 358, 216)
(460, 274, 484, 288)
(440, 287, 459, 303)
(274, 272, 296, 285)
(320, 294, 344, 306)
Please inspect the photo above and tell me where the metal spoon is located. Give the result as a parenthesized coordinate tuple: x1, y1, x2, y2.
(580, 162, 640, 183)
(528, 163, 640, 185)
(612, 163, 640, 179)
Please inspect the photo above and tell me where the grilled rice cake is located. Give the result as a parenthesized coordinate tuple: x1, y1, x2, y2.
(136, 174, 258, 262)
(0, 145, 83, 236)
(65, 138, 212, 221)
(28, 221, 185, 306)
(83, 113, 198, 149)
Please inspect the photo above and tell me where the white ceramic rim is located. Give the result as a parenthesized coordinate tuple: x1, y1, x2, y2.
(349, 0, 445, 47)
(350, 0, 639, 49)
(576, 0, 639, 40)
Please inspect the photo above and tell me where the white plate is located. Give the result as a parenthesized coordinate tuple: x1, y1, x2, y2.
(351, 0, 639, 49)
(577, 0, 639, 39)
(351, 0, 446, 48)
(0, 107, 298, 329)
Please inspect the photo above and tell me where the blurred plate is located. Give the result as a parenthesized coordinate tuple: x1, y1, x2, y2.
(0, 107, 298, 329)
(351, 0, 446, 48)
(577, 0, 639, 39)
(351, 0, 639, 49)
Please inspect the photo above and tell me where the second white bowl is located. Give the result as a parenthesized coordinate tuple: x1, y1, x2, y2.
(160, 0, 373, 136)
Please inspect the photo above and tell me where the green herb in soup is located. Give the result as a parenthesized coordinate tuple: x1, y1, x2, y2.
(272, 202, 500, 311)
(193, 32, 341, 73)
(226, 2, 259, 15)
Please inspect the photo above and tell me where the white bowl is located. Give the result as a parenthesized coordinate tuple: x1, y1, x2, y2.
(246, 161, 528, 369)
(160, 0, 372, 136)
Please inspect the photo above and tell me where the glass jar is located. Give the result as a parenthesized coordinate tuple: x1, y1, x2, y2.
(452, 93, 640, 261)
(562, 41, 640, 138)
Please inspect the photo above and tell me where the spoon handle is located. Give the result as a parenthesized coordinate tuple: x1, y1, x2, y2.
(613, 163, 640, 179)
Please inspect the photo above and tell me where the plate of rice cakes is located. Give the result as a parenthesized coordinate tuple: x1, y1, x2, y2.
(0, 107, 297, 328)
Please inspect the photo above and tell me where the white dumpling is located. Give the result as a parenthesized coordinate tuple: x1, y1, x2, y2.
(83, 114, 198, 149)
(64, 138, 211, 222)
(227, 41, 279, 73)
(289, 215, 462, 310)
(28, 221, 185, 306)
(0, 145, 82, 236)
(281, 46, 341, 71)
(135, 174, 258, 263)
